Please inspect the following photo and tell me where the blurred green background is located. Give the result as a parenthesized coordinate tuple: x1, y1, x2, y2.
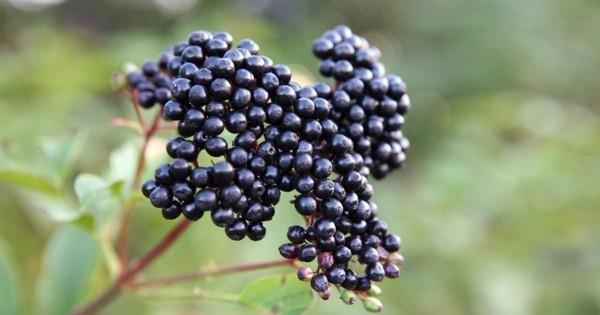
(0, 0, 599, 314)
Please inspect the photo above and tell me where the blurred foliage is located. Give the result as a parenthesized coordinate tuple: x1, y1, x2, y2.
(0, 0, 599, 314)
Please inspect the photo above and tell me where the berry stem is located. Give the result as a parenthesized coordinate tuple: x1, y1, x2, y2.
(132, 107, 163, 189)
(129, 90, 147, 130)
(135, 288, 241, 304)
(131, 258, 297, 289)
(72, 218, 192, 315)
(118, 107, 163, 268)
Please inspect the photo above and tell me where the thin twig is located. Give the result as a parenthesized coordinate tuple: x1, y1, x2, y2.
(135, 288, 240, 304)
(72, 219, 193, 315)
(118, 107, 163, 267)
(131, 258, 296, 289)
(128, 90, 147, 130)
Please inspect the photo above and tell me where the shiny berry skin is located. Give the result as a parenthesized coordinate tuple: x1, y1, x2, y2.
(333, 245, 352, 263)
(287, 225, 306, 244)
(149, 186, 172, 208)
(154, 164, 174, 185)
(210, 78, 232, 101)
(162, 203, 182, 220)
(225, 219, 248, 241)
(141, 180, 157, 198)
(220, 184, 242, 206)
(384, 263, 400, 278)
(297, 244, 317, 262)
(359, 246, 380, 264)
(380, 232, 401, 253)
(342, 269, 358, 290)
(176, 141, 199, 161)
(210, 161, 235, 185)
(279, 243, 298, 259)
(190, 167, 211, 188)
(205, 137, 228, 157)
(194, 189, 217, 211)
(294, 195, 317, 215)
(366, 262, 385, 282)
(247, 222, 266, 241)
(211, 207, 234, 227)
(314, 218, 336, 239)
(326, 267, 346, 284)
(182, 202, 203, 221)
(163, 100, 185, 121)
(171, 78, 192, 101)
(169, 158, 191, 180)
(310, 274, 329, 292)
(172, 182, 195, 201)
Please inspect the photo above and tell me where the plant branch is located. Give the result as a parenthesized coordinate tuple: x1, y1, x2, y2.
(135, 288, 240, 304)
(72, 219, 192, 315)
(131, 258, 297, 289)
(118, 107, 163, 268)
(128, 90, 147, 130)
(131, 108, 162, 189)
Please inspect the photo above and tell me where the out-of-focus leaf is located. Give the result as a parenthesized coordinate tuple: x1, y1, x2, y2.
(107, 141, 139, 187)
(0, 168, 60, 197)
(72, 215, 95, 232)
(41, 133, 87, 184)
(239, 274, 313, 315)
(34, 226, 99, 315)
(74, 173, 123, 215)
(0, 241, 18, 315)
(29, 195, 80, 222)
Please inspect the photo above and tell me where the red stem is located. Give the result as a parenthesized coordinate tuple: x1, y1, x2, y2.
(118, 108, 163, 268)
(131, 258, 296, 289)
(72, 219, 192, 315)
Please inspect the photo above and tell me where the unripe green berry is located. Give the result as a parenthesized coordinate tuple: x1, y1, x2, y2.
(367, 284, 382, 296)
(362, 297, 384, 312)
(340, 290, 358, 305)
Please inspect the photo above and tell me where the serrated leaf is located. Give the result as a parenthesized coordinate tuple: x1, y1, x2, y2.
(41, 133, 87, 183)
(239, 274, 313, 315)
(74, 173, 123, 215)
(0, 241, 19, 315)
(34, 226, 99, 315)
(0, 168, 60, 197)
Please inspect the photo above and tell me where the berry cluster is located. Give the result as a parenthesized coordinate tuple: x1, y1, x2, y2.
(313, 25, 411, 179)
(122, 25, 409, 309)
(125, 60, 173, 108)
(137, 31, 299, 241)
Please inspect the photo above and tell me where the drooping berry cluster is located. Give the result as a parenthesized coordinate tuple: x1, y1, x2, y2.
(123, 25, 409, 309)
(138, 31, 298, 241)
(313, 25, 411, 179)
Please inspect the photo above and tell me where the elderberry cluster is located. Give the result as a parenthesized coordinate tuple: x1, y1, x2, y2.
(122, 25, 410, 309)
(274, 95, 404, 299)
(313, 25, 411, 179)
(125, 61, 172, 108)
(138, 30, 297, 241)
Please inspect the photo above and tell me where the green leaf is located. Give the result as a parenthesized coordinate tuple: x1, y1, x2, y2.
(0, 168, 60, 197)
(34, 226, 99, 315)
(29, 195, 80, 222)
(41, 133, 87, 183)
(74, 173, 123, 215)
(239, 274, 314, 315)
(0, 241, 19, 315)
(0, 166, 80, 221)
(107, 141, 139, 187)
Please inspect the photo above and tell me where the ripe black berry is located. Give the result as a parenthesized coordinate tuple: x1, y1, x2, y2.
(225, 219, 247, 241)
